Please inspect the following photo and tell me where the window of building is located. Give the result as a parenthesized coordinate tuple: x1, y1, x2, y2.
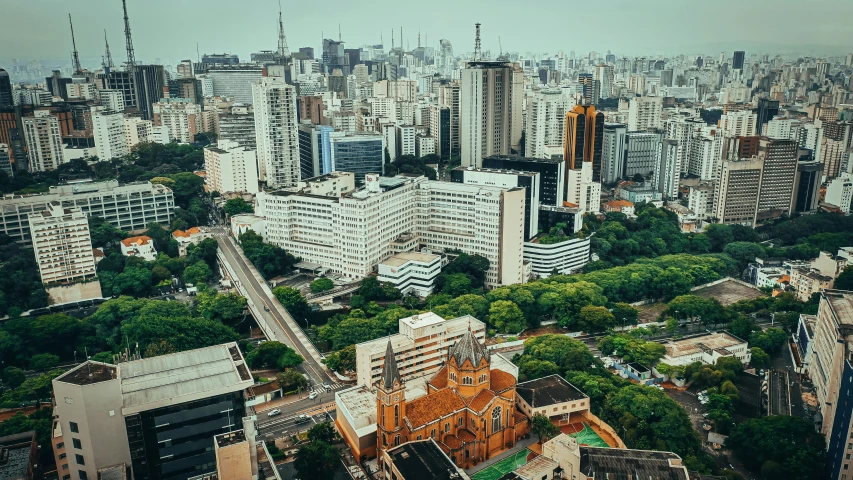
(72, 438, 82, 449)
(394, 405, 399, 427)
(445, 422, 450, 433)
(431, 428, 436, 438)
(76, 454, 85, 465)
(416, 435, 422, 440)
(450, 372, 457, 381)
(57, 442, 64, 449)
(79, 471, 88, 480)
(458, 417, 463, 427)
(70, 422, 79, 433)
(394, 435, 401, 446)
(463, 376, 473, 385)
(59, 453, 67, 460)
(492, 406, 502, 433)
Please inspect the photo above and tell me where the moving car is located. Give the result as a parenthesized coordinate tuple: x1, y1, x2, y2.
(296, 414, 310, 423)
(308, 391, 318, 400)
(267, 409, 281, 417)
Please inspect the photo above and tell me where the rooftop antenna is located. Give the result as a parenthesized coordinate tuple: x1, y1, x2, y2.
(69, 14, 82, 74)
(391, 29, 394, 52)
(122, 0, 136, 67)
(498, 36, 502, 56)
(196, 42, 200, 63)
(474, 23, 482, 61)
(104, 29, 115, 68)
(418, 29, 421, 49)
(338, 24, 341, 42)
(277, 0, 289, 59)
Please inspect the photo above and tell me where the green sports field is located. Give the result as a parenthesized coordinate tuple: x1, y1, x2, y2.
(470, 449, 532, 480)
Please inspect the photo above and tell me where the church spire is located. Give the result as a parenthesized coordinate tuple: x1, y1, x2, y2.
(448, 327, 489, 367)
(380, 339, 402, 390)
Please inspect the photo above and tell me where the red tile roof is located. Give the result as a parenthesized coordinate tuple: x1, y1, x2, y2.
(405, 388, 465, 430)
(443, 434, 462, 449)
(429, 366, 448, 390)
(121, 235, 152, 247)
(490, 369, 516, 393)
(468, 390, 495, 412)
(457, 429, 476, 443)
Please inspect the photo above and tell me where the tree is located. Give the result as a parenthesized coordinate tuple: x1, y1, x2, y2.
(294, 440, 340, 480)
(723, 242, 767, 271)
(705, 224, 734, 252)
(183, 260, 212, 285)
(310, 277, 335, 293)
(246, 341, 302, 370)
(489, 300, 525, 333)
(664, 295, 726, 327)
(518, 359, 560, 381)
(277, 348, 304, 369)
(519, 335, 596, 373)
(611, 303, 639, 328)
(749, 347, 770, 369)
(2, 367, 25, 388)
(749, 327, 787, 353)
(223, 198, 254, 216)
(120, 315, 239, 355)
(196, 291, 247, 324)
(835, 266, 853, 290)
(441, 273, 473, 297)
(307, 422, 339, 444)
(577, 305, 616, 333)
(88, 216, 125, 248)
(651, 268, 694, 301)
(273, 286, 310, 321)
(30, 353, 59, 372)
(728, 315, 756, 340)
(169, 172, 206, 208)
(726, 416, 826, 480)
(440, 253, 490, 288)
(276, 369, 308, 392)
(323, 345, 356, 373)
(627, 342, 666, 366)
(111, 267, 153, 297)
(530, 413, 560, 442)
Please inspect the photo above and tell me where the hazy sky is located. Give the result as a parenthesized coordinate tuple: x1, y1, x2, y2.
(2, 0, 851, 67)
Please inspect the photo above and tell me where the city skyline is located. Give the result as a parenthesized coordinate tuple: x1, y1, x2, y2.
(2, 0, 852, 69)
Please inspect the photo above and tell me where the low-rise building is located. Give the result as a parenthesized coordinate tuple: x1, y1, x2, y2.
(522, 235, 591, 278)
(204, 140, 259, 194)
(377, 251, 443, 297)
(0, 431, 39, 480)
(601, 199, 635, 215)
(171, 226, 211, 256)
(790, 267, 834, 302)
(231, 214, 265, 239)
(515, 374, 590, 421)
(660, 332, 751, 366)
(616, 183, 662, 204)
(119, 235, 157, 261)
(381, 439, 470, 480)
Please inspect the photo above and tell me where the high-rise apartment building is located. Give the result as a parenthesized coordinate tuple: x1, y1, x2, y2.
(256, 174, 525, 287)
(152, 98, 202, 143)
(204, 140, 259, 194)
(297, 122, 334, 179)
(438, 82, 460, 157)
(252, 76, 299, 187)
(719, 110, 757, 137)
(92, 110, 129, 160)
(0, 68, 12, 108)
(766, 118, 802, 141)
(22, 110, 65, 172)
(793, 160, 824, 213)
(627, 96, 663, 131)
(51, 343, 254, 480)
(460, 61, 523, 167)
(594, 64, 614, 99)
(525, 89, 574, 159)
(0, 180, 174, 244)
(624, 131, 663, 178)
(0, 143, 11, 175)
(98, 89, 126, 112)
(564, 104, 604, 183)
(565, 162, 601, 213)
(756, 98, 780, 135)
(396, 125, 416, 157)
(756, 137, 798, 220)
(28, 202, 96, 285)
(124, 117, 154, 148)
(208, 65, 264, 104)
(218, 105, 256, 149)
(131, 65, 167, 120)
(825, 173, 853, 214)
(427, 105, 451, 160)
(713, 158, 764, 226)
(688, 134, 723, 180)
(602, 123, 628, 183)
(732, 51, 745, 70)
(655, 139, 680, 198)
(577, 73, 599, 105)
(807, 291, 853, 480)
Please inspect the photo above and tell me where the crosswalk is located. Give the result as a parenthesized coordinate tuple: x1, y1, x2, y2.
(307, 382, 346, 395)
(211, 231, 229, 237)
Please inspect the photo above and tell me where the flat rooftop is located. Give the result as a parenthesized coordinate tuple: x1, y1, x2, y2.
(0, 431, 34, 480)
(337, 382, 427, 434)
(119, 342, 253, 414)
(825, 290, 853, 326)
(516, 374, 587, 407)
(55, 361, 117, 386)
(579, 446, 687, 480)
(692, 278, 764, 306)
(387, 440, 464, 480)
(380, 251, 441, 267)
(358, 314, 484, 356)
(215, 430, 247, 448)
(664, 332, 745, 358)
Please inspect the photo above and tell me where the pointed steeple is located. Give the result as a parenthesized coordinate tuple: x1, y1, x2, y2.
(448, 325, 489, 367)
(380, 339, 402, 390)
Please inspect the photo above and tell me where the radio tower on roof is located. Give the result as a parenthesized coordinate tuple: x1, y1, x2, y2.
(69, 14, 82, 74)
(277, 1, 289, 60)
(104, 30, 115, 69)
(122, 0, 136, 67)
(474, 23, 482, 61)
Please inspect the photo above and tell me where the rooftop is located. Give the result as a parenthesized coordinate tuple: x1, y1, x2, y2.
(337, 381, 428, 434)
(380, 251, 441, 267)
(663, 332, 746, 358)
(55, 361, 117, 386)
(406, 388, 466, 429)
(119, 342, 253, 415)
(579, 446, 688, 480)
(387, 439, 465, 480)
(121, 235, 152, 247)
(0, 431, 35, 480)
(825, 290, 853, 326)
(512, 454, 558, 478)
(483, 154, 563, 165)
(453, 166, 538, 177)
(516, 374, 587, 407)
(214, 430, 247, 448)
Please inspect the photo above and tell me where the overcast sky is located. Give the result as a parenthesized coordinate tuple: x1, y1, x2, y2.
(2, 0, 851, 67)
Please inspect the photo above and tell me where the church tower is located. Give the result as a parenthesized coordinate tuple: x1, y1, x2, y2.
(445, 326, 491, 398)
(376, 339, 406, 452)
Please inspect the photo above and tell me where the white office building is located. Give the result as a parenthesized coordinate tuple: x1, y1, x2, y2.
(0, 180, 174, 244)
(152, 98, 202, 144)
(28, 202, 96, 285)
(523, 235, 591, 278)
(204, 140, 259, 194)
(92, 110, 129, 160)
(23, 110, 65, 172)
(377, 251, 443, 297)
(525, 89, 574, 159)
(718, 110, 757, 137)
(252, 77, 299, 187)
(98, 89, 126, 112)
(825, 173, 853, 214)
(565, 162, 601, 213)
(256, 173, 525, 287)
(207, 65, 264, 104)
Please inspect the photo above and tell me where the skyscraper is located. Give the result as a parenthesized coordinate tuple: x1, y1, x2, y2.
(0, 69, 12, 108)
(732, 51, 745, 70)
(132, 64, 166, 120)
(252, 76, 299, 187)
(756, 98, 780, 135)
(525, 89, 574, 159)
(22, 111, 65, 172)
(756, 137, 798, 220)
(459, 61, 523, 167)
(594, 64, 614, 99)
(564, 104, 604, 183)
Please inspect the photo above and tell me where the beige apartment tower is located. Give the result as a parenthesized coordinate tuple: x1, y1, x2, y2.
(28, 202, 96, 285)
(460, 61, 523, 167)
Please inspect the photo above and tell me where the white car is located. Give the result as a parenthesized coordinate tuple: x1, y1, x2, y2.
(308, 391, 318, 400)
(267, 409, 281, 417)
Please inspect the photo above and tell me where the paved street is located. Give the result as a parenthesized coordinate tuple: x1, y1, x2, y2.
(256, 400, 338, 439)
(214, 227, 334, 387)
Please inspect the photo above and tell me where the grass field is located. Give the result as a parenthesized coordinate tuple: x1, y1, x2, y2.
(470, 449, 532, 480)
(566, 422, 609, 448)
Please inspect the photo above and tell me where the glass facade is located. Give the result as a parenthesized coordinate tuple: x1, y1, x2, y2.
(331, 137, 383, 183)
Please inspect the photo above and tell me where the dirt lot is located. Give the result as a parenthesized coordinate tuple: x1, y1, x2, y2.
(636, 302, 667, 323)
(692, 279, 764, 306)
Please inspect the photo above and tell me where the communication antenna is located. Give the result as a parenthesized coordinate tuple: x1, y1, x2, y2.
(278, 1, 290, 59)
(122, 0, 136, 67)
(498, 36, 503, 56)
(338, 24, 342, 42)
(104, 30, 115, 68)
(474, 23, 482, 61)
(69, 14, 82, 74)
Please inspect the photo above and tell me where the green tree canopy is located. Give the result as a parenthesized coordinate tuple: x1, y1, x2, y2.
(310, 277, 335, 293)
(223, 198, 254, 216)
(273, 286, 310, 321)
(726, 416, 826, 480)
(531, 413, 560, 442)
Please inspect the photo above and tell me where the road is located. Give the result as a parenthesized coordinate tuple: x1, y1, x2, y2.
(214, 227, 334, 387)
(256, 401, 338, 439)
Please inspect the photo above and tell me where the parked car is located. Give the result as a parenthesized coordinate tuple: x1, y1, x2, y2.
(267, 409, 281, 417)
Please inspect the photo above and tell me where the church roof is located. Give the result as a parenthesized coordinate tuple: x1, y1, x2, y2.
(448, 327, 489, 367)
(380, 339, 402, 390)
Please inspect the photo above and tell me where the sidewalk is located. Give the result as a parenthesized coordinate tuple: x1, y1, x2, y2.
(465, 435, 538, 475)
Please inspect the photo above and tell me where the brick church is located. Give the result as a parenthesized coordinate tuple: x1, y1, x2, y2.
(376, 327, 530, 469)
